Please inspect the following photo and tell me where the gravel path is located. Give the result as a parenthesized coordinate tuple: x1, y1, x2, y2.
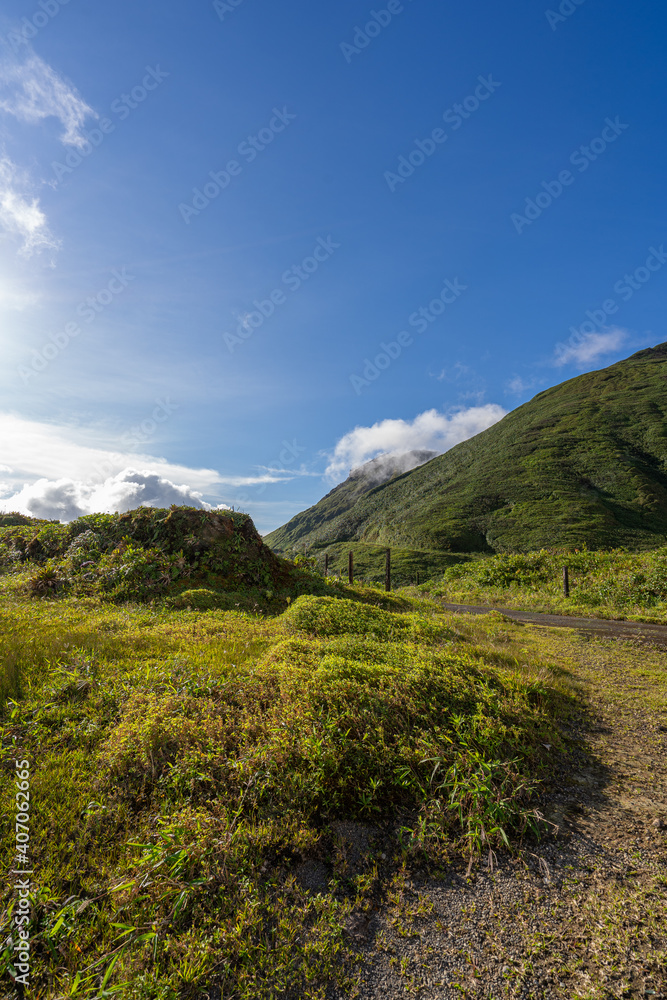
(438, 602, 667, 648)
(323, 627, 667, 1000)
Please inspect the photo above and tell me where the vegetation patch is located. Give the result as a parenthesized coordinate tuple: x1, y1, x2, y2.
(0, 506, 290, 604)
(429, 546, 667, 622)
(275, 541, 472, 588)
(0, 545, 571, 998)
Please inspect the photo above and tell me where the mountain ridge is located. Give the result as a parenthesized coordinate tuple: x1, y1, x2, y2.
(265, 344, 667, 554)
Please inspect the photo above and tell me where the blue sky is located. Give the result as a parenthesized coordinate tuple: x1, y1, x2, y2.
(0, 0, 665, 531)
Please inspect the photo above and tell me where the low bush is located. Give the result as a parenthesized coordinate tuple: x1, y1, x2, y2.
(281, 594, 456, 643)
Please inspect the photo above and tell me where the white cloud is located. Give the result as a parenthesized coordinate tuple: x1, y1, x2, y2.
(0, 50, 95, 148)
(554, 329, 627, 367)
(0, 413, 312, 521)
(0, 469, 228, 521)
(0, 46, 95, 255)
(0, 413, 222, 487)
(325, 405, 507, 482)
(216, 471, 297, 487)
(0, 155, 59, 255)
(0, 413, 231, 521)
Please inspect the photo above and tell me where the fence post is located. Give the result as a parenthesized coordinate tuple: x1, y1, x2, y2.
(563, 565, 570, 598)
(324, 553, 329, 578)
(348, 552, 354, 585)
(385, 548, 391, 592)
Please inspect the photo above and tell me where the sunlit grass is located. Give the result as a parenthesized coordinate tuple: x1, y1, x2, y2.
(0, 575, 574, 999)
(428, 546, 667, 622)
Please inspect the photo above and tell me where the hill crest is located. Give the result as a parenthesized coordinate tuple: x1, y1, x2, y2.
(266, 344, 667, 554)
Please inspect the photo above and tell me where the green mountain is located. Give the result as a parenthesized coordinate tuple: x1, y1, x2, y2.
(265, 343, 667, 554)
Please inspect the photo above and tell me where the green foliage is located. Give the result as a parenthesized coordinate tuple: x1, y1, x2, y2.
(281, 594, 456, 643)
(2, 506, 287, 605)
(26, 559, 67, 597)
(167, 587, 228, 610)
(301, 541, 470, 587)
(0, 570, 569, 997)
(266, 344, 667, 553)
(431, 545, 667, 620)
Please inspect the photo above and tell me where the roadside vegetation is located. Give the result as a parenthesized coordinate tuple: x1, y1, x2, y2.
(295, 541, 470, 589)
(427, 546, 667, 623)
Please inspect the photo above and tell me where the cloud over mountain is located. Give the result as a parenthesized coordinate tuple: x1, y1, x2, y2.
(325, 405, 507, 482)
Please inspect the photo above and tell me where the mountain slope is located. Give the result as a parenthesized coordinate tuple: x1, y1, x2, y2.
(265, 344, 667, 553)
(265, 449, 437, 549)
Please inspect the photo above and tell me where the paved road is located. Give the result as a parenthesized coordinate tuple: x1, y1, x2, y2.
(439, 601, 667, 648)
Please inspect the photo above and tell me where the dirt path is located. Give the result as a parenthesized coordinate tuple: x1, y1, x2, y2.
(438, 601, 667, 648)
(324, 625, 667, 1000)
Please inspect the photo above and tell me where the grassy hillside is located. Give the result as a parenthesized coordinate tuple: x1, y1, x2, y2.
(266, 343, 667, 554)
(265, 450, 437, 556)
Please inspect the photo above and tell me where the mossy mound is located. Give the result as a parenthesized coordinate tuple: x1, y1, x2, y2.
(0, 506, 288, 603)
(167, 587, 280, 612)
(281, 594, 457, 643)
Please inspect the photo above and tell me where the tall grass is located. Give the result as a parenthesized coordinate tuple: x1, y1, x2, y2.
(429, 546, 667, 621)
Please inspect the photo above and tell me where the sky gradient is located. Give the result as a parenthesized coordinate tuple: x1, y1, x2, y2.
(0, 0, 665, 531)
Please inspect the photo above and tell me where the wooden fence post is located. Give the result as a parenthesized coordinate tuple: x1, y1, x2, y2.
(563, 565, 570, 598)
(348, 552, 354, 585)
(385, 548, 391, 592)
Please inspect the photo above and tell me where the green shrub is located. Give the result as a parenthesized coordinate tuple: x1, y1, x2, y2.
(167, 588, 227, 610)
(26, 559, 67, 597)
(3, 506, 287, 604)
(281, 595, 455, 643)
